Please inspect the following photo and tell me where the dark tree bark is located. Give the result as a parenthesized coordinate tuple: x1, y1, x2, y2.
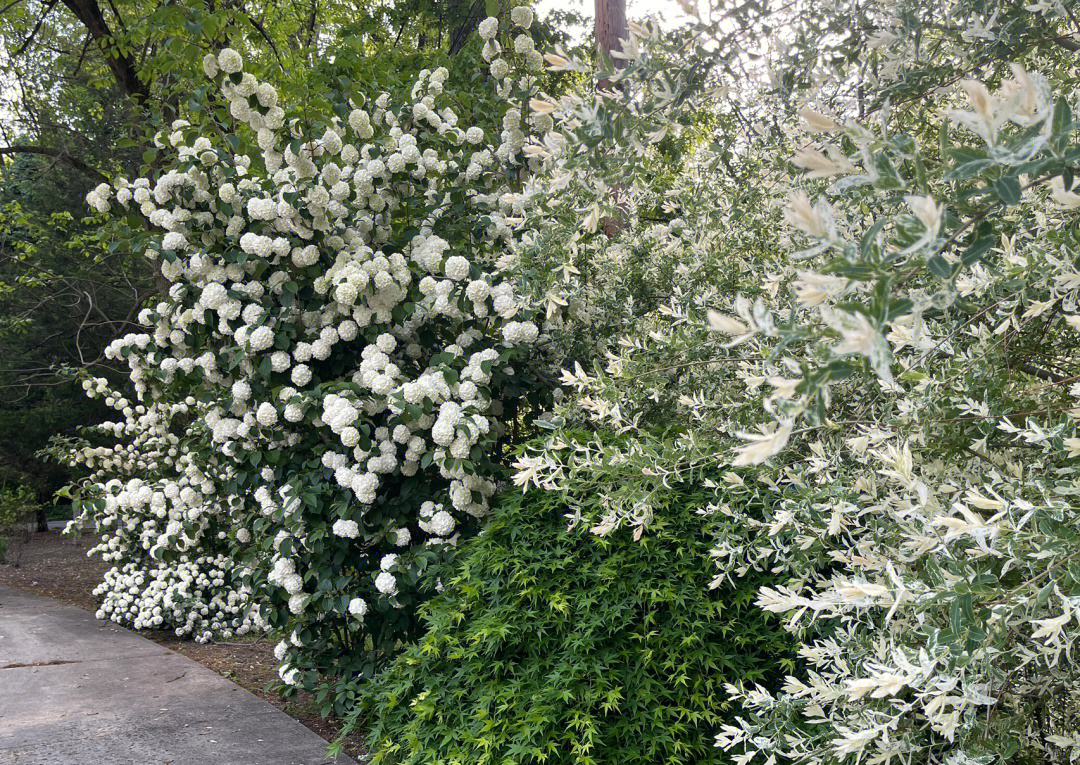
(594, 0, 629, 236)
(448, 0, 486, 56)
(58, 0, 147, 99)
(595, 0, 627, 86)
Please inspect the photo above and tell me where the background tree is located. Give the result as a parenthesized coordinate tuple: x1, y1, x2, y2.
(594, 0, 626, 85)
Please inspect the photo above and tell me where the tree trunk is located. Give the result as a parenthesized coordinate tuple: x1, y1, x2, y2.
(59, 0, 147, 99)
(595, 0, 628, 86)
(595, 0, 629, 236)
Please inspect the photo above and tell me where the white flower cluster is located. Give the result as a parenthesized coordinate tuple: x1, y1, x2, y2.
(348, 597, 368, 618)
(86, 182, 112, 213)
(71, 24, 553, 682)
(375, 552, 398, 597)
(93, 556, 259, 643)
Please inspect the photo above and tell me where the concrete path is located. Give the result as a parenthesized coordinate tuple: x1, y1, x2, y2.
(0, 587, 357, 764)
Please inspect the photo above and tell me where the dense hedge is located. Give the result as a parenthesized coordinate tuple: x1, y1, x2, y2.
(354, 478, 794, 764)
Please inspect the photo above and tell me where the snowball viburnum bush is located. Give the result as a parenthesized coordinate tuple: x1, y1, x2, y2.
(64, 11, 554, 690)
(93, 555, 253, 642)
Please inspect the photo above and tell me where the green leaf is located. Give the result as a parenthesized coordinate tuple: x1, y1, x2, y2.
(858, 218, 889, 260)
(871, 151, 903, 190)
(1035, 582, 1054, 609)
(993, 176, 1021, 206)
(959, 233, 994, 269)
(1051, 97, 1073, 154)
(927, 254, 952, 280)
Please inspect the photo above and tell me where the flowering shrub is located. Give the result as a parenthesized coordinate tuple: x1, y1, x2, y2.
(94, 555, 250, 640)
(50, 0, 1080, 757)
(62, 9, 556, 690)
(62, 381, 262, 641)
(354, 459, 793, 764)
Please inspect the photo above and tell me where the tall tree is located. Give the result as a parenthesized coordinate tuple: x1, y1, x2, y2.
(594, 0, 627, 87)
(594, 0, 628, 235)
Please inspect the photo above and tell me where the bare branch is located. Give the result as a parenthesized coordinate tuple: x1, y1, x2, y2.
(0, 145, 108, 182)
(1019, 363, 1067, 385)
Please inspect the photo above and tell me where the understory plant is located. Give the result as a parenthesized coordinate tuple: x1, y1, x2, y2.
(0, 484, 38, 565)
(352, 445, 794, 765)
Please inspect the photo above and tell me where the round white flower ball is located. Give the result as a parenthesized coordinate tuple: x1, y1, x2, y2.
(445, 255, 470, 281)
(218, 48, 243, 75)
(291, 364, 312, 386)
(249, 325, 274, 352)
(332, 518, 360, 539)
(513, 34, 534, 55)
(430, 510, 456, 537)
(232, 380, 251, 401)
(375, 571, 398, 596)
(376, 333, 397, 353)
(478, 16, 499, 40)
(162, 232, 187, 252)
(271, 351, 290, 372)
(256, 402, 278, 427)
(340, 426, 360, 448)
(510, 5, 533, 28)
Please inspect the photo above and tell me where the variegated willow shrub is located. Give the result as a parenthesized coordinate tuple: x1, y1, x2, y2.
(514, 18, 1080, 764)
(54, 9, 558, 699)
(716, 69, 1080, 765)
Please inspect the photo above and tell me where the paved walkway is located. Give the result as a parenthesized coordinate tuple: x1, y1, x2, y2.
(0, 587, 356, 764)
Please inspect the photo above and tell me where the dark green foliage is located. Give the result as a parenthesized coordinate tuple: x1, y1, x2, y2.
(0, 149, 145, 515)
(0, 483, 38, 565)
(355, 482, 794, 764)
